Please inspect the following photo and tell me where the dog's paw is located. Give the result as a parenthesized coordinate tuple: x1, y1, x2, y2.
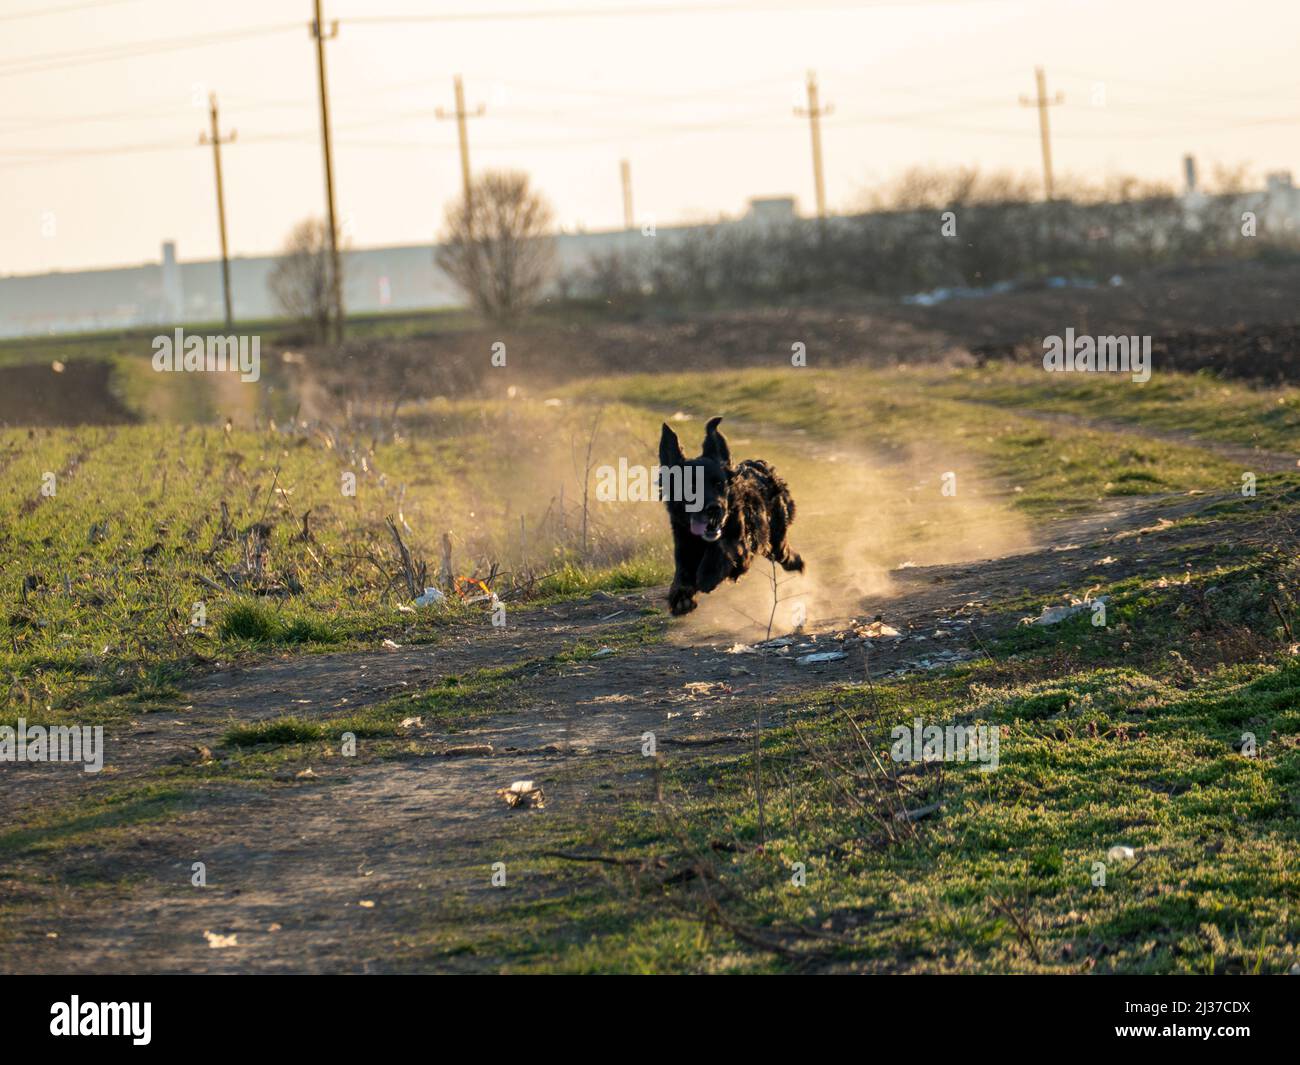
(781, 553, 805, 574)
(668, 585, 698, 616)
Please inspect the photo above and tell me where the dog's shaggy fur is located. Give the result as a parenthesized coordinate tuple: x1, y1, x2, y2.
(659, 416, 804, 616)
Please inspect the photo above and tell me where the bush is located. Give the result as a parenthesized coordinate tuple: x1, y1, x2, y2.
(219, 602, 336, 645)
(562, 179, 1299, 310)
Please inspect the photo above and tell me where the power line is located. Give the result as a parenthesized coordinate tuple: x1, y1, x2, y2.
(12, 102, 1300, 164)
(0, 103, 196, 134)
(0, 22, 300, 79)
(1055, 68, 1300, 103)
(0, 0, 143, 24)
(336, 2, 991, 26)
(0, 89, 1185, 141)
(0, 82, 999, 137)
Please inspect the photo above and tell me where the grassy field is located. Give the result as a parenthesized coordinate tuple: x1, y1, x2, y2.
(3, 344, 1299, 973)
(577, 366, 1265, 515)
(383, 474, 1300, 973)
(549, 538, 1300, 973)
(0, 398, 671, 731)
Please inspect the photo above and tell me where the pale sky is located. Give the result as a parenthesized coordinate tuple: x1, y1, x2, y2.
(2, 0, 1298, 274)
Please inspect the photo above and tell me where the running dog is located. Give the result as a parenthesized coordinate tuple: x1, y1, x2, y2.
(658, 416, 804, 616)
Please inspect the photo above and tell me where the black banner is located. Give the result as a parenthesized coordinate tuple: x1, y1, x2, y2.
(2, 975, 1293, 1050)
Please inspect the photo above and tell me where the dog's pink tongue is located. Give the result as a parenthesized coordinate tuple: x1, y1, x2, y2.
(689, 518, 708, 537)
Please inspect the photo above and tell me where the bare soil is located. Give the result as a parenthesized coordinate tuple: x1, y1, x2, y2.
(302, 260, 1300, 412)
(1, 485, 1250, 973)
(0, 360, 135, 426)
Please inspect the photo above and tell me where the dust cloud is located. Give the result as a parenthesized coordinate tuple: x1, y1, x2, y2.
(674, 433, 1035, 646)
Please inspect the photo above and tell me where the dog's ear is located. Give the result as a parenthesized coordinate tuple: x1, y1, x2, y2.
(702, 416, 730, 466)
(659, 422, 686, 467)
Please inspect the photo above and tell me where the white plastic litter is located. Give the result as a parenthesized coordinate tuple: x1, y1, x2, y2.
(203, 930, 238, 949)
(497, 780, 545, 809)
(797, 651, 847, 665)
(1025, 595, 1108, 626)
(414, 587, 445, 607)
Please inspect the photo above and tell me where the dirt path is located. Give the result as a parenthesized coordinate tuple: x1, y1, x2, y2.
(2, 485, 1253, 973)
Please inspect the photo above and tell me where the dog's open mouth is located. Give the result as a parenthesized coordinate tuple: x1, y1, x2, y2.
(690, 517, 722, 542)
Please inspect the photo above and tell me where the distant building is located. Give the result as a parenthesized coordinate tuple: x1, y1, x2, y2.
(1179, 155, 1300, 237)
(744, 196, 798, 227)
(160, 241, 184, 323)
(0, 240, 462, 337)
(0, 197, 801, 338)
(1262, 171, 1299, 234)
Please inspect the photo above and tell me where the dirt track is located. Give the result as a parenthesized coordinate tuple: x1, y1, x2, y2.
(1, 481, 1248, 973)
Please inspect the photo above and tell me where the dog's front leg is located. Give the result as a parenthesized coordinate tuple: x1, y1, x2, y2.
(700, 534, 750, 589)
(668, 528, 701, 615)
(668, 582, 698, 615)
(694, 546, 731, 594)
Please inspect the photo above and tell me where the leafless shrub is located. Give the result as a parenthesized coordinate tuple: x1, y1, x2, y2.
(267, 217, 342, 344)
(436, 170, 557, 321)
(565, 164, 1298, 308)
(573, 246, 648, 306)
(865, 165, 1039, 210)
(1206, 162, 1257, 195)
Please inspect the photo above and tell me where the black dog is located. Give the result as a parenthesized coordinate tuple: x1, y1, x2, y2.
(658, 416, 804, 616)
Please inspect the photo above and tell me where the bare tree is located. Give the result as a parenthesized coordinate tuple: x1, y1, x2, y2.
(866, 166, 1039, 210)
(1206, 162, 1257, 195)
(268, 218, 341, 343)
(436, 170, 557, 321)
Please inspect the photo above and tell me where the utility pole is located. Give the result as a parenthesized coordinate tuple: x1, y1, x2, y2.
(310, 0, 344, 343)
(794, 70, 832, 220)
(198, 93, 236, 331)
(620, 159, 633, 230)
(1020, 66, 1064, 201)
(437, 75, 484, 212)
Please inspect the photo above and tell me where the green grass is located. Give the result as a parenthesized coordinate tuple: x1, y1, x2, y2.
(547, 660, 1300, 973)
(574, 365, 1250, 517)
(0, 395, 675, 727)
(3, 356, 1272, 739)
(0, 308, 483, 370)
(6, 337, 1300, 973)
(535, 557, 671, 598)
(494, 507, 1299, 973)
(0, 356, 1279, 801)
(929, 363, 1300, 456)
(218, 602, 337, 645)
(0, 782, 201, 856)
(379, 487, 1300, 974)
